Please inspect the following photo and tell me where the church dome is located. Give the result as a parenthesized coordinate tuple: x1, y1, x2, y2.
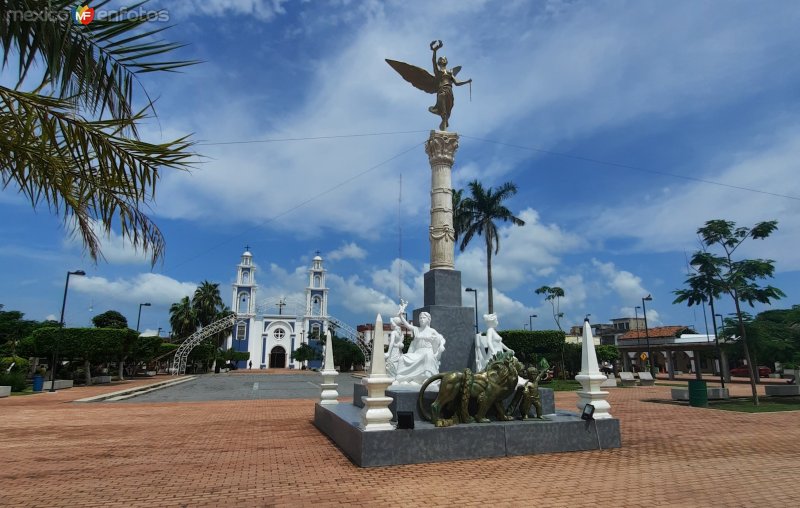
(313, 255, 322, 261)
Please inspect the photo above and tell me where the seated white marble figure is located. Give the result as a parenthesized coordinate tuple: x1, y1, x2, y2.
(475, 313, 514, 372)
(393, 305, 446, 385)
(385, 316, 404, 378)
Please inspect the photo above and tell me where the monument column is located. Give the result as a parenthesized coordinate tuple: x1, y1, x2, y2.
(426, 130, 458, 270)
(413, 130, 475, 374)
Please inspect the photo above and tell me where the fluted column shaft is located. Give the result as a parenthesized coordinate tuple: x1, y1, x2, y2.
(425, 130, 459, 270)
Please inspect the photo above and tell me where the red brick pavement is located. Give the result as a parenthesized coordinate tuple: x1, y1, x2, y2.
(0, 377, 797, 508)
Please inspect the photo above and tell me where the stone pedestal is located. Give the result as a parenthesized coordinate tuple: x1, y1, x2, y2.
(319, 330, 339, 405)
(359, 315, 395, 431)
(575, 320, 612, 419)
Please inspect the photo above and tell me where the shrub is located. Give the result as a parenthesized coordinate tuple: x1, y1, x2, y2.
(0, 371, 27, 392)
(499, 330, 566, 366)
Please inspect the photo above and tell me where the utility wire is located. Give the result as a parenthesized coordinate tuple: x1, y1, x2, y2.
(460, 135, 800, 202)
(166, 140, 426, 271)
(197, 130, 427, 146)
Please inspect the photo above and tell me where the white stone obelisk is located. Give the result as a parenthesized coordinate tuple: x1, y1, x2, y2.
(575, 319, 612, 419)
(319, 329, 339, 405)
(425, 130, 459, 270)
(359, 314, 395, 431)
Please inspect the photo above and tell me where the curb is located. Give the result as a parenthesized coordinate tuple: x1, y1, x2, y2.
(74, 376, 197, 402)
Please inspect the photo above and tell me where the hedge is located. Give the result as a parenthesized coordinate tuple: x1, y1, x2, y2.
(498, 330, 566, 366)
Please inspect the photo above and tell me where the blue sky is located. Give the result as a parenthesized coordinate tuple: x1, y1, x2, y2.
(2, 0, 800, 336)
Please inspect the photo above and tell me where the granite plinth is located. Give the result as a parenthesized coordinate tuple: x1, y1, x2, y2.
(413, 305, 475, 374)
(353, 383, 556, 420)
(423, 269, 463, 307)
(314, 403, 621, 467)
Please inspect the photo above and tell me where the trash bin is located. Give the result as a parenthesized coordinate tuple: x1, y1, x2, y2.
(688, 379, 708, 407)
(32, 374, 44, 392)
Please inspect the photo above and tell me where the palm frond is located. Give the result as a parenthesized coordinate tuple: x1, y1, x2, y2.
(0, 86, 195, 264)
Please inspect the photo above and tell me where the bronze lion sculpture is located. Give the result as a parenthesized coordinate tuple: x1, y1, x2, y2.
(417, 351, 523, 427)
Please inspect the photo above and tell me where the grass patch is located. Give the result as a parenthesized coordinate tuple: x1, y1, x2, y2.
(543, 379, 582, 391)
(647, 396, 800, 413)
(706, 397, 800, 413)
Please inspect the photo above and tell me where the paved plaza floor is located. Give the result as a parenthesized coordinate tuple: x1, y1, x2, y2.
(1, 372, 797, 507)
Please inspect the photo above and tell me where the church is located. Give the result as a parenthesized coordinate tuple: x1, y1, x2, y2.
(225, 249, 330, 369)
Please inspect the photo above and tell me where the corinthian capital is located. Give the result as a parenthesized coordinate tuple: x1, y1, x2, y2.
(425, 130, 460, 166)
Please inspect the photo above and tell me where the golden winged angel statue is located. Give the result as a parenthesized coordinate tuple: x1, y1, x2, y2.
(386, 40, 472, 131)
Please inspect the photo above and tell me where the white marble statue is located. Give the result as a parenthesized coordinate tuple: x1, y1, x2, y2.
(393, 300, 446, 384)
(385, 316, 404, 378)
(475, 313, 514, 372)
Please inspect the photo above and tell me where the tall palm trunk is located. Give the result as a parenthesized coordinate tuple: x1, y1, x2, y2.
(486, 239, 494, 314)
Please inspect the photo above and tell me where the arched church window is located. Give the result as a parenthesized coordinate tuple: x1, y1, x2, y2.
(236, 322, 247, 340)
(314, 275, 320, 288)
(239, 292, 249, 313)
(242, 271, 249, 284)
(312, 296, 321, 316)
(274, 328, 285, 340)
(312, 324, 321, 338)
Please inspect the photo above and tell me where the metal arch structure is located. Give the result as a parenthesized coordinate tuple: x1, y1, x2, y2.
(171, 315, 237, 375)
(329, 316, 372, 367)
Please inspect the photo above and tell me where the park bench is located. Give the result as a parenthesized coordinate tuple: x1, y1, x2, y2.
(619, 372, 637, 387)
(637, 372, 655, 386)
(764, 385, 800, 397)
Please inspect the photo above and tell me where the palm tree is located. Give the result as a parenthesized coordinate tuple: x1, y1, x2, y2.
(1, 0, 197, 265)
(169, 297, 196, 340)
(457, 180, 525, 313)
(192, 281, 224, 327)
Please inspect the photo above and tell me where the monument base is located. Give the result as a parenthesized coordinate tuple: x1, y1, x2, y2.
(313, 382, 621, 467)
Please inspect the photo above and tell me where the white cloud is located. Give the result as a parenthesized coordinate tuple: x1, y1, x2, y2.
(170, 0, 288, 21)
(328, 273, 398, 320)
(588, 127, 800, 271)
(70, 273, 197, 306)
(64, 220, 151, 265)
(328, 242, 368, 261)
(591, 259, 648, 302)
(456, 208, 581, 294)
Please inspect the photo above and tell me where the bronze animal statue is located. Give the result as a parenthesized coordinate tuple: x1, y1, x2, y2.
(506, 363, 549, 420)
(386, 40, 472, 131)
(417, 351, 523, 427)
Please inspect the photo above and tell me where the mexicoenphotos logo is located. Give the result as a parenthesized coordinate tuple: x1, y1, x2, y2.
(73, 5, 94, 25)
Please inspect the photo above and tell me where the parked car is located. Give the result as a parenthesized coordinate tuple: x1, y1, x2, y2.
(729, 366, 772, 377)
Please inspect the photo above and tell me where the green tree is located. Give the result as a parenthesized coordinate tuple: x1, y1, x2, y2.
(291, 343, 320, 369)
(673, 219, 785, 405)
(534, 286, 567, 379)
(169, 296, 196, 340)
(192, 281, 224, 327)
(456, 180, 525, 313)
(1, 0, 197, 264)
(534, 286, 565, 332)
(91, 310, 128, 329)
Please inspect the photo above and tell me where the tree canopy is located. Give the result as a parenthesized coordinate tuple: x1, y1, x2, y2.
(674, 219, 785, 405)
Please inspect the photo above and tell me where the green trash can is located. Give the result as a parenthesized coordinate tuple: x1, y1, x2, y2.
(688, 379, 708, 407)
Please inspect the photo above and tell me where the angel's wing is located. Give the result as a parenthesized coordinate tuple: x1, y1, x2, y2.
(385, 59, 436, 94)
(452, 66, 461, 77)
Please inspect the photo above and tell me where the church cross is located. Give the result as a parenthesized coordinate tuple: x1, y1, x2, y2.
(276, 298, 287, 315)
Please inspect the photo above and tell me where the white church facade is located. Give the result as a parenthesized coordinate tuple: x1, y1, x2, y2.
(225, 249, 330, 369)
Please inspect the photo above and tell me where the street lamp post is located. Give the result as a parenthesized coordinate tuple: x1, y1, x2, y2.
(714, 312, 726, 388)
(642, 294, 654, 377)
(529, 314, 537, 331)
(136, 302, 152, 332)
(51, 270, 85, 392)
(465, 288, 478, 333)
